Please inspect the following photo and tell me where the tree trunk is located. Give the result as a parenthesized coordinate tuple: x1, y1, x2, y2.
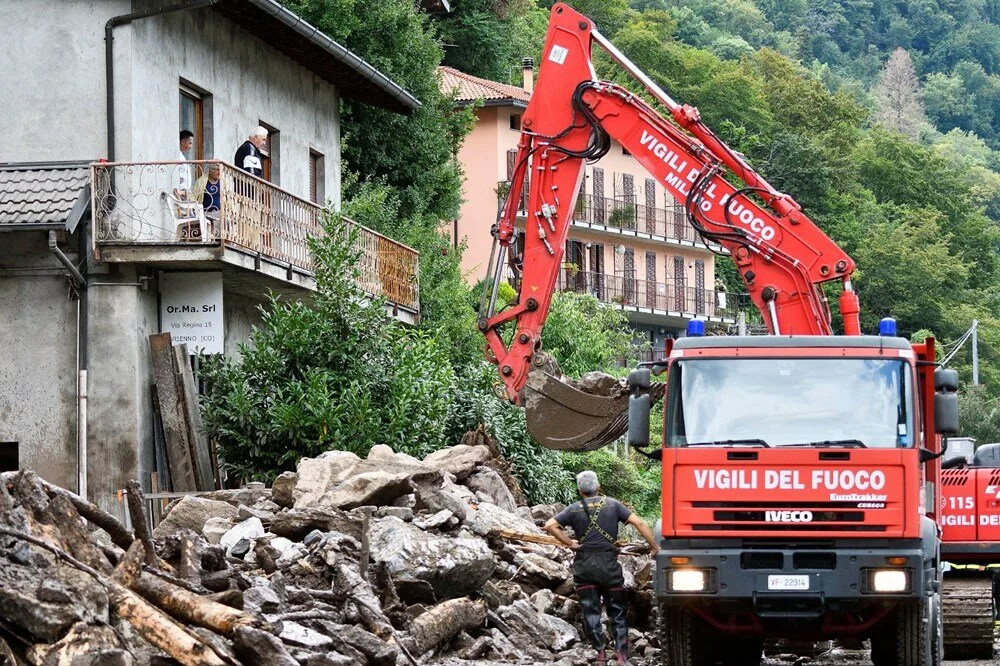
(399, 597, 487, 656)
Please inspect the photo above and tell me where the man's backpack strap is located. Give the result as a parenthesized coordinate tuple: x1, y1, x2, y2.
(580, 497, 616, 545)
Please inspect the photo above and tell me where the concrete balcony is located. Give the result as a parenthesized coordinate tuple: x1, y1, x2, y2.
(556, 269, 743, 329)
(90, 161, 419, 323)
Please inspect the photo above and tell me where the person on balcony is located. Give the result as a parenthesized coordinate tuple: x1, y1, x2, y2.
(173, 129, 195, 198)
(234, 126, 267, 178)
(193, 163, 222, 214)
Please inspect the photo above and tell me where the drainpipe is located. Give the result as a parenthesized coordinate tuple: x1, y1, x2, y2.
(49, 230, 88, 496)
(105, 0, 218, 160)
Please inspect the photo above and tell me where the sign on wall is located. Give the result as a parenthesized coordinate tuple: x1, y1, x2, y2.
(159, 272, 224, 355)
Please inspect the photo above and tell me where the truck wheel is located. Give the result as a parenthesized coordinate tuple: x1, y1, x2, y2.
(658, 604, 712, 666)
(871, 599, 933, 666)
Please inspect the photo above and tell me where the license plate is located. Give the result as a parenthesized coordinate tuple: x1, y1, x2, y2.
(767, 575, 810, 591)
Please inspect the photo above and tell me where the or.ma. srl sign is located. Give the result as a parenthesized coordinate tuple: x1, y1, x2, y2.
(159, 271, 224, 355)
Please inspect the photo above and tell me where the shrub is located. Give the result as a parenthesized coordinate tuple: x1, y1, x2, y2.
(200, 213, 456, 482)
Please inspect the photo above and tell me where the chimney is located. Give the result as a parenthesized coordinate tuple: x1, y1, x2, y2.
(522, 57, 534, 94)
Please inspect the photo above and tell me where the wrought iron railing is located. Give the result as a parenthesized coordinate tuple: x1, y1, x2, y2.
(508, 184, 704, 244)
(556, 269, 742, 319)
(572, 194, 700, 243)
(90, 161, 419, 311)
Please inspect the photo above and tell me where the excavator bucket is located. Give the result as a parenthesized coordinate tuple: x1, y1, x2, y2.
(521, 355, 666, 451)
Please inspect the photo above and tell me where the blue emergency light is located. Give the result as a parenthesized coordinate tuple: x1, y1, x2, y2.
(687, 319, 705, 337)
(878, 317, 897, 336)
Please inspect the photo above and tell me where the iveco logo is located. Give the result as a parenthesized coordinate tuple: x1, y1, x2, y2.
(765, 510, 813, 523)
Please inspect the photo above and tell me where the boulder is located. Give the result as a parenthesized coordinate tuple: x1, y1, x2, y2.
(377, 506, 413, 521)
(323, 471, 412, 510)
(278, 621, 333, 649)
(464, 468, 518, 513)
(497, 599, 579, 651)
(470, 501, 541, 537)
(219, 517, 265, 555)
(233, 626, 298, 666)
(243, 585, 282, 614)
(0, 563, 108, 642)
(512, 550, 571, 590)
(413, 509, 454, 530)
(423, 444, 490, 480)
(414, 482, 469, 522)
(349, 445, 441, 485)
(153, 496, 239, 539)
(202, 516, 232, 545)
(268, 507, 361, 541)
(270, 471, 297, 508)
(531, 502, 566, 524)
(370, 517, 496, 599)
(293, 453, 362, 509)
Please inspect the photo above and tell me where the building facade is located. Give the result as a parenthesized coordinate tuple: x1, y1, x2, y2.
(441, 64, 737, 355)
(0, 0, 420, 515)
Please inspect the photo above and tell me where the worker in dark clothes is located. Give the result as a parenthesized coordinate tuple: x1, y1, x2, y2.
(544, 471, 659, 666)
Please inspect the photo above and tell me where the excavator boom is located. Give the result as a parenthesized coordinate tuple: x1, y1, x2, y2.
(479, 3, 859, 450)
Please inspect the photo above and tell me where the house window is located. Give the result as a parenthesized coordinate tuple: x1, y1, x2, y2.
(179, 88, 204, 161)
(309, 150, 325, 204)
(673, 255, 685, 311)
(258, 120, 279, 184)
(646, 250, 657, 308)
(510, 114, 522, 131)
(593, 167, 605, 224)
(0, 442, 17, 473)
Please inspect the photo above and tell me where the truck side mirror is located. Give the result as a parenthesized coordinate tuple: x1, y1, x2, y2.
(934, 393, 959, 436)
(934, 368, 959, 392)
(628, 393, 651, 449)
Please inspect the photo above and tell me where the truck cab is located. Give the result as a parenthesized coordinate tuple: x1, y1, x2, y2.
(651, 335, 947, 666)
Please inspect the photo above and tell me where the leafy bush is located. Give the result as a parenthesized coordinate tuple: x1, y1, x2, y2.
(562, 449, 661, 518)
(200, 213, 456, 482)
(448, 362, 572, 505)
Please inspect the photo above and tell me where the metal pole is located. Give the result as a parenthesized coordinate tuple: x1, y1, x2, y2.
(591, 30, 680, 111)
(972, 319, 979, 385)
(737, 311, 746, 336)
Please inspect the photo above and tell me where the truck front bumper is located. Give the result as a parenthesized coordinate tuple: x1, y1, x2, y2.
(655, 538, 930, 615)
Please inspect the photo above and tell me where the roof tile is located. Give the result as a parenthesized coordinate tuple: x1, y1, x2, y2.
(438, 66, 531, 105)
(0, 164, 89, 226)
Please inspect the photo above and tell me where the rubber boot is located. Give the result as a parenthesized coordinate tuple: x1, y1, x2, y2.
(577, 585, 606, 653)
(606, 588, 629, 656)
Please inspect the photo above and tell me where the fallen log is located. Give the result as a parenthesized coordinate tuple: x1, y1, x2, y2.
(44, 493, 113, 574)
(126, 480, 159, 568)
(0, 527, 229, 666)
(132, 571, 257, 637)
(334, 562, 393, 640)
(37, 478, 134, 550)
(399, 597, 487, 657)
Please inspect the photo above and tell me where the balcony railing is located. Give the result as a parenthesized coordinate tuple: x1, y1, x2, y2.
(91, 161, 419, 311)
(571, 194, 701, 244)
(557, 269, 742, 320)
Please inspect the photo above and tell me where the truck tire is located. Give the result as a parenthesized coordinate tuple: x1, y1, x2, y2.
(870, 598, 935, 666)
(658, 604, 712, 666)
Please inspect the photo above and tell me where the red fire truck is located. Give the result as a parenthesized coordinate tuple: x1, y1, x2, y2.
(475, 3, 971, 664)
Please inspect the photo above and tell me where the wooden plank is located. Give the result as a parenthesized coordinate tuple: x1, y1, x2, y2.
(173, 345, 215, 491)
(151, 384, 172, 493)
(149, 333, 198, 491)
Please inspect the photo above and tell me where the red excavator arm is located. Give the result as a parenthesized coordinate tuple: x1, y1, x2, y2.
(478, 3, 861, 444)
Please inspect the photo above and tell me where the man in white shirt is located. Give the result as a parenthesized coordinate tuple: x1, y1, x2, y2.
(174, 129, 195, 196)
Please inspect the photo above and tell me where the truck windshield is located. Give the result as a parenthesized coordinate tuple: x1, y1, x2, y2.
(666, 358, 914, 449)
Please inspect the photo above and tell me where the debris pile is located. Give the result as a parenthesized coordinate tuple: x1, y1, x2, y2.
(0, 434, 658, 665)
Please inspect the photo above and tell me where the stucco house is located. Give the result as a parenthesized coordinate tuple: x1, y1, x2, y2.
(0, 0, 420, 516)
(440, 63, 741, 358)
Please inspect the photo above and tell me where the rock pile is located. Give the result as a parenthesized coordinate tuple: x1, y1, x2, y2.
(0, 439, 658, 665)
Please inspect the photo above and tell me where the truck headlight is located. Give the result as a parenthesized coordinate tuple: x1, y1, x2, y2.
(872, 569, 908, 593)
(670, 569, 706, 592)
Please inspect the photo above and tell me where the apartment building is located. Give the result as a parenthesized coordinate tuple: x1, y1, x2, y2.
(440, 63, 738, 355)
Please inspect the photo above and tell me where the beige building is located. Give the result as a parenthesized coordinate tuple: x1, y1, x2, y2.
(440, 64, 738, 355)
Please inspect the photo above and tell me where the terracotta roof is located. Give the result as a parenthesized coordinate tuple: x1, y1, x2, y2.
(0, 162, 90, 230)
(438, 66, 531, 107)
